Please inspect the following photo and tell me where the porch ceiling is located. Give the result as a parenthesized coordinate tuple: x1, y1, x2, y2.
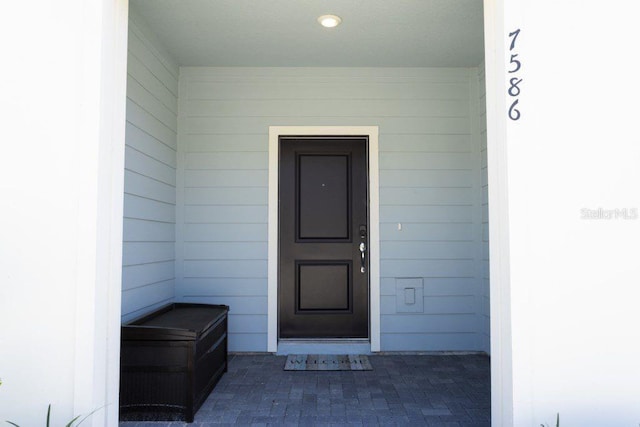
(131, 0, 484, 67)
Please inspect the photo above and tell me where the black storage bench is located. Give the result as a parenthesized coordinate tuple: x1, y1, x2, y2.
(119, 303, 229, 422)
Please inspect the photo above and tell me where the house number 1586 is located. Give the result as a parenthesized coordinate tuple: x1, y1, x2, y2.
(508, 29, 522, 121)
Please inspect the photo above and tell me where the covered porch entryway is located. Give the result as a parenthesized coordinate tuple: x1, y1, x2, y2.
(122, 0, 490, 357)
(120, 0, 491, 423)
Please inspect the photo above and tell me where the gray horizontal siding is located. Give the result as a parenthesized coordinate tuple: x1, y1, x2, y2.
(380, 223, 474, 241)
(184, 117, 469, 135)
(178, 67, 487, 352)
(184, 82, 471, 101)
(123, 242, 175, 266)
(381, 297, 477, 315)
(380, 187, 473, 205)
(121, 280, 175, 324)
(184, 99, 469, 118)
(124, 170, 176, 203)
(182, 296, 267, 315)
(123, 194, 175, 223)
(380, 205, 472, 223)
(126, 100, 176, 150)
(125, 123, 177, 166)
(185, 152, 267, 170)
(381, 170, 472, 188)
(184, 187, 266, 205)
(382, 314, 478, 332)
(183, 260, 267, 278)
(182, 278, 267, 296)
(123, 218, 174, 242)
(121, 9, 178, 322)
(185, 170, 267, 187)
(380, 152, 472, 170)
(380, 134, 471, 152)
(381, 260, 475, 278)
(184, 134, 267, 152)
(381, 241, 476, 259)
(381, 333, 478, 352)
(183, 223, 267, 242)
(185, 206, 267, 224)
(121, 261, 174, 291)
(184, 242, 267, 260)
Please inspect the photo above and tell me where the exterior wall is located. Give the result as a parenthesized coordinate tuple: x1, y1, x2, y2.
(478, 61, 490, 353)
(0, 0, 127, 425)
(178, 67, 488, 352)
(486, 0, 640, 425)
(121, 8, 179, 321)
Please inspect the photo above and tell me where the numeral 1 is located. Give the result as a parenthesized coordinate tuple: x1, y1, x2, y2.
(508, 29, 521, 51)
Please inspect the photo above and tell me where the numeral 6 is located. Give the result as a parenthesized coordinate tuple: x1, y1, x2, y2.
(508, 99, 521, 121)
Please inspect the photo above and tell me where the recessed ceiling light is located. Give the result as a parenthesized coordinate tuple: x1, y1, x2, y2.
(317, 14, 342, 28)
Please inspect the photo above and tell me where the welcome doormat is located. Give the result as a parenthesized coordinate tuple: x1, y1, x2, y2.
(284, 354, 373, 371)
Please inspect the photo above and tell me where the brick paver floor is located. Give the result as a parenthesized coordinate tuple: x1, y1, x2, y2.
(120, 353, 490, 426)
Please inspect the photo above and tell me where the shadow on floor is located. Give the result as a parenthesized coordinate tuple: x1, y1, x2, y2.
(120, 353, 490, 426)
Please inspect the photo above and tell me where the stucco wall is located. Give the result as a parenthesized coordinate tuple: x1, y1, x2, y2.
(0, 1, 127, 424)
(488, 0, 640, 424)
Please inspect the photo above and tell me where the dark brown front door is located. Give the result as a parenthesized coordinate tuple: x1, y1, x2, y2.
(279, 136, 369, 338)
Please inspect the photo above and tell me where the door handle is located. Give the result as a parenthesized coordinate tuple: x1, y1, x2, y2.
(359, 242, 366, 273)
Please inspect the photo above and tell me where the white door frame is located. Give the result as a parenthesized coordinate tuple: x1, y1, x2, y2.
(267, 126, 381, 353)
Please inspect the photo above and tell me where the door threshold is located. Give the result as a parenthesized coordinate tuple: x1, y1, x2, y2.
(276, 339, 372, 355)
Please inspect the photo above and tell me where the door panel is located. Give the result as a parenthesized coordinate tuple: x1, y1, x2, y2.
(279, 137, 369, 338)
(297, 262, 350, 311)
(298, 155, 349, 239)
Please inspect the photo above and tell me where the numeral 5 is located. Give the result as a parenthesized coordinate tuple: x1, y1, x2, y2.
(508, 54, 521, 73)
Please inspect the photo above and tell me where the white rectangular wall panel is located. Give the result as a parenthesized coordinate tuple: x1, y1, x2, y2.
(478, 61, 490, 353)
(396, 278, 424, 313)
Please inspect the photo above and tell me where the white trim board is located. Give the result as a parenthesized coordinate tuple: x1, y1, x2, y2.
(267, 126, 381, 353)
(482, 1, 512, 425)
